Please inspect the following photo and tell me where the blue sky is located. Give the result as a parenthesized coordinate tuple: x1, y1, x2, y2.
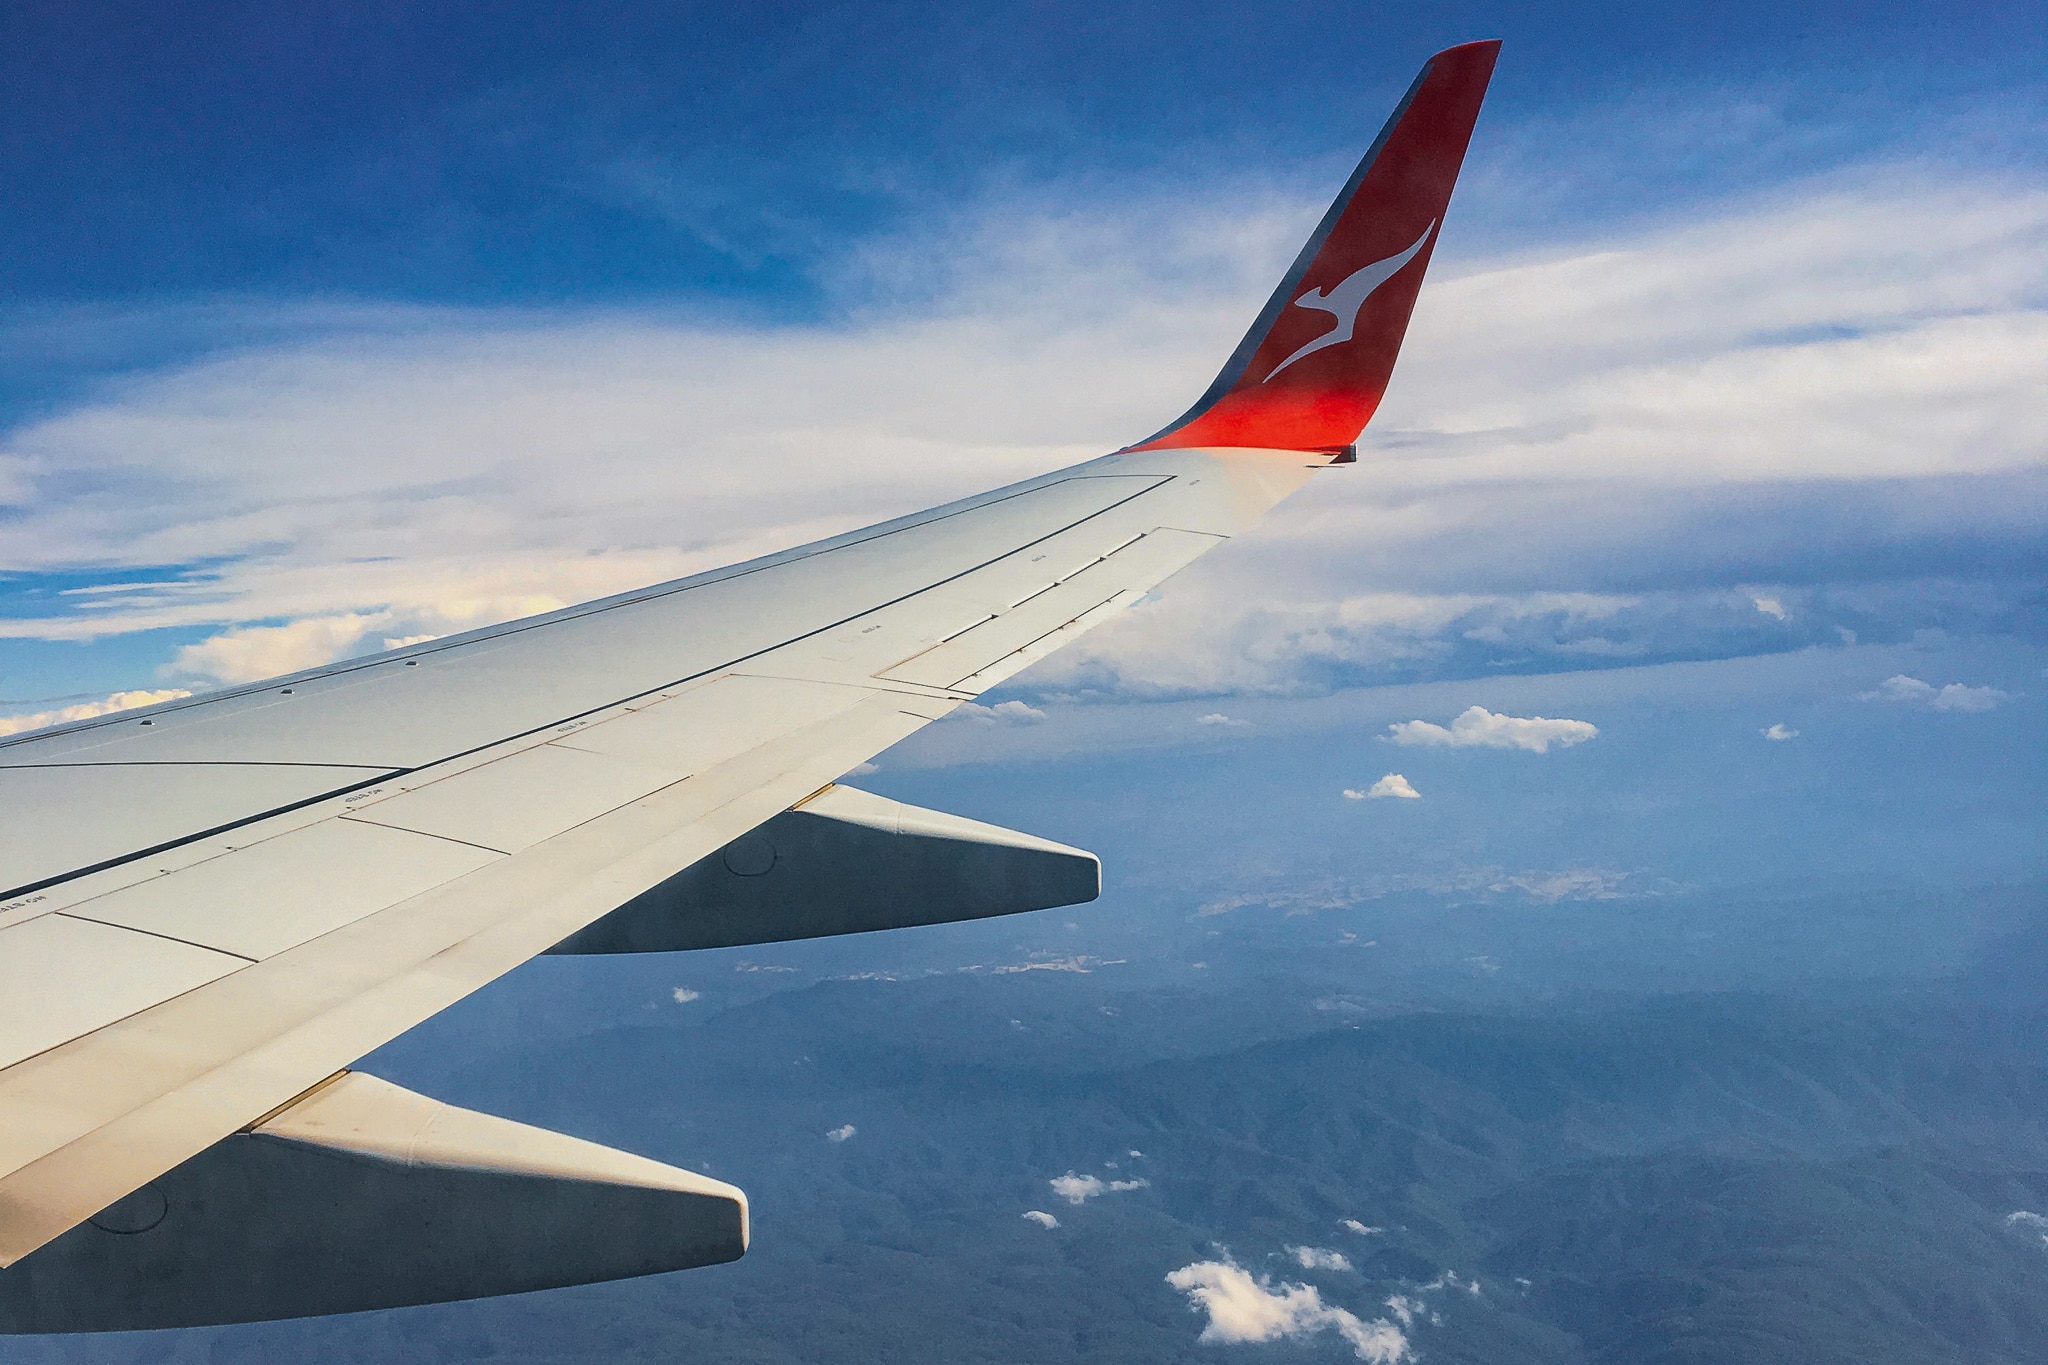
(0, 1, 2042, 891)
(3, 0, 2044, 324)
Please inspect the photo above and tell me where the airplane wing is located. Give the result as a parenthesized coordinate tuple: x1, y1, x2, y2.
(0, 40, 1499, 1332)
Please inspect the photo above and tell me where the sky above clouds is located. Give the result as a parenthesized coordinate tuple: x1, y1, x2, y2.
(0, 1, 2042, 891)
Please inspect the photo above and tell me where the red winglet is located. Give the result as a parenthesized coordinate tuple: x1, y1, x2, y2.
(1128, 40, 1499, 453)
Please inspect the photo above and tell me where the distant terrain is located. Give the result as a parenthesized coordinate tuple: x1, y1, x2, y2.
(18, 862, 2048, 1364)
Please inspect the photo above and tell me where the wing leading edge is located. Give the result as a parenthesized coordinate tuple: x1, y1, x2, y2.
(0, 41, 1497, 1330)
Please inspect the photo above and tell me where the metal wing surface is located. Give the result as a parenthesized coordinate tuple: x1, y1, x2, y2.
(0, 450, 1315, 1264)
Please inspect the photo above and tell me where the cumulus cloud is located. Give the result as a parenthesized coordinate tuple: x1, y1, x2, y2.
(0, 688, 191, 738)
(1751, 595, 1787, 620)
(169, 613, 390, 683)
(1197, 712, 1249, 727)
(1932, 685, 2012, 712)
(1858, 674, 2013, 712)
(1021, 1210, 1060, 1229)
(1049, 1171, 1150, 1204)
(1346, 774, 1420, 801)
(1340, 1220, 1382, 1237)
(1289, 1247, 1355, 1272)
(1386, 705, 1597, 753)
(825, 1124, 856, 1143)
(1166, 1258, 1409, 1364)
(1762, 722, 1799, 740)
(670, 987, 701, 1003)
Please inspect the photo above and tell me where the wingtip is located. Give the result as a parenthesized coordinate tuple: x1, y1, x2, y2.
(1128, 41, 1499, 454)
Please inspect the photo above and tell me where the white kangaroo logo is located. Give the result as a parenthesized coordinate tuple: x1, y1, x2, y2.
(1264, 220, 1436, 381)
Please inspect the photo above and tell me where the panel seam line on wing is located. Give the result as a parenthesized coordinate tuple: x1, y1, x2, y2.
(50, 910, 259, 963)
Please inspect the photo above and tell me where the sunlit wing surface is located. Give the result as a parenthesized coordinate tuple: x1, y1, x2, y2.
(0, 40, 1499, 1331)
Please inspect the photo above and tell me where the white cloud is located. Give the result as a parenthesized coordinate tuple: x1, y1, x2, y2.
(1858, 674, 2013, 712)
(670, 987, 701, 1003)
(1289, 1246, 1355, 1272)
(1386, 705, 1597, 753)
(1931, 685, 2012, 713)
(1340, 1220, 1381, 1237)
(1166, 1258, 1410, 1364)
(1751, 595, 1787, 620)
(1197, 712, 1249, 727)
(1049, 1171, 1150, 1204)
(1863, 675, 1937, 703)
(1021, 1210, 1060, 1229)
(1346, 774, 1420, 801)
(949, 699, 1048, 725)
(2007, 1210, 2048, 1247)
(842, 761, 881, 776)
(165, 600, 574, 685)
(172, 614, 377, 684)
(825, 1124, 857, 1143)
(1762, 722, 1799, 741)
(0, 688, 191, 738)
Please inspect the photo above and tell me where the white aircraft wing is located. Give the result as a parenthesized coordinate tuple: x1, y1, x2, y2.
(0, 40, 1499, 1331)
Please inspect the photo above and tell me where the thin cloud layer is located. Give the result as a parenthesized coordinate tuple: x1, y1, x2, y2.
(0, 166, 2041, 697)
(1166, 1258, 1410, 1364)
(1386, 705, 1597, 753)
